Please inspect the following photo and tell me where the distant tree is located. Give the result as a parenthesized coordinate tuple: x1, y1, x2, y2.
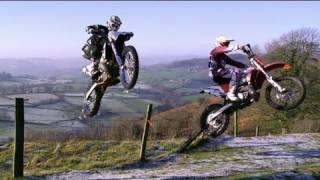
(265, 27, 320, 76)
(264, 28, 320, 134)
(251, 44, 263, 56)
(0, 72, 13, 81)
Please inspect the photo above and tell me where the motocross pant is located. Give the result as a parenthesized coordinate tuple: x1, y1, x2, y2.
(211, 67, 243, 88)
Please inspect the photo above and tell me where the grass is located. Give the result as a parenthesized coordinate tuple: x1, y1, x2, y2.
(120, 98, 150, 113)
(178, 134, 320, 179)
(0, 122, 14, 137)
(0, 139, 183, 180)
(184, 146, 246, 162)
(0, 96, 14, 106)
(222, 166, 320, 180)
(295, 163, 320, 176)
(1, 132, 319, 179)
(181, 94, 208, 102)
(6, 93, 60, 106)
(180, 136, 246, 162)
(216, 170, 281, 180)
(0, 128, 10, 136)
(0, 91, 163, 133)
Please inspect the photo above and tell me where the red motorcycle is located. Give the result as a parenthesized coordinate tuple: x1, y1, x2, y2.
(200, 44, 306, 137)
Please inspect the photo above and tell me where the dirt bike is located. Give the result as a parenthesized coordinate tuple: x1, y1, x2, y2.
(200, 44, 306, 137)
(82, 25, 139, 118)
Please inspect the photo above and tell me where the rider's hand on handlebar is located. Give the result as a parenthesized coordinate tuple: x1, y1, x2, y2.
(125, 32, 134, 40)
(236, 44, 245, 50)
(127, 32, 134, 37)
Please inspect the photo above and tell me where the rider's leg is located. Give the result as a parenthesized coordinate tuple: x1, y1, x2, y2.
(93, 63, 99, 73)
(213, 68, 236, 101)
(226, 68, 242, 101)
(98, 61, 120, 86)
(216, 68, 241, 101)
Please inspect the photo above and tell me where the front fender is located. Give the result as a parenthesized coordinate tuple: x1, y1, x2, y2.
(263, 62, 293, 71)
(252, 62, 293, 90)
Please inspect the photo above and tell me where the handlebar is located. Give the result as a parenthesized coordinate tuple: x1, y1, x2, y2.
(241, 44, 255, 58)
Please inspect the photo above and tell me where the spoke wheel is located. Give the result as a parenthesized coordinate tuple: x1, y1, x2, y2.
(200, 104, 230, 137)
(265, 76, 306, 110)
(83, 82, 104, 117)
(120, 45, 139, 89)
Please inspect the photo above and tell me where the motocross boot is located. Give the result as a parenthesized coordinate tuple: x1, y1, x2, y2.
(226, 85, 239, 101)
(97, 70, 120, 87)
(108, 77, 120, 86)
(106, 64, 120, 86)
(103, 71, 120, 86)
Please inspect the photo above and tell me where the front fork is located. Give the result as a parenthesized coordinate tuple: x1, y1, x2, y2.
(207, 103, 233, 126)
(110, 42, 124, 70)
(250, 58, 285, 93)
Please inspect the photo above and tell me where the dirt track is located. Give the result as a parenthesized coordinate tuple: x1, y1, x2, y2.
(43, 133, 320, 179)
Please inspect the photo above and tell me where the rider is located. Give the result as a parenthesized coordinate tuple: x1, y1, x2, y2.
(107, 16, 133, 69)
(89, 15, 132, 85)
(209, 35, 247, 101)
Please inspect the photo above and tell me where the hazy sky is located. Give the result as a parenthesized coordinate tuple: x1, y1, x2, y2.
(0, 1, 319, 64)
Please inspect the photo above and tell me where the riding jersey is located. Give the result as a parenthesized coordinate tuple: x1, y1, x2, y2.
(209, 45, 246, 71)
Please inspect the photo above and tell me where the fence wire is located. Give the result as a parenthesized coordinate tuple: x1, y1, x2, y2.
(0, 103, 148, 128)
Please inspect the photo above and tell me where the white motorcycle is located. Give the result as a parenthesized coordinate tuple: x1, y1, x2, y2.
(200, 44, 306, 137)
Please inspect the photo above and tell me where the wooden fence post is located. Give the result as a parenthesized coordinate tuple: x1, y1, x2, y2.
(233, 110, 238, 137)
(140, 104, 153, 162)
(13, 98, 24, 178)
(255, 126, 259, 137)
(281, 128, 287, 135)
(177, 129, 203, 153)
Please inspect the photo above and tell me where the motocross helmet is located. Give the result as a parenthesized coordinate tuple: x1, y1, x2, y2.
(107, 15, 122, 31)
(216, 35, 234, 46)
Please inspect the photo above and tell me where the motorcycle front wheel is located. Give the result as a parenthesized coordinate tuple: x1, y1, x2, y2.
(200, 104, 230, 138)
(120, 45, 139, 89)
(83, 82, 105, 118)
(265, 76, 306, 110)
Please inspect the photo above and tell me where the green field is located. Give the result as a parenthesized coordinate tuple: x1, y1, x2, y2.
(0, 90, 164, 139)
(0, 122, 13, 137)
(181, 94, 209, 102)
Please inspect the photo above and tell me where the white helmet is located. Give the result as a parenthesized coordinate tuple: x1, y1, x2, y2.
(216, 35, 234, 46)
(107, 15, 122, 31)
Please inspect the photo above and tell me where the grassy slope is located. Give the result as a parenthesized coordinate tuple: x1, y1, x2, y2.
(0, 139, 184, 180)
(1, 135, 319, 179)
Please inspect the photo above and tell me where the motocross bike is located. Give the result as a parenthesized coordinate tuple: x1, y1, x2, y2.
(200, 44, 306, 137)
(82, 25, 139, 118)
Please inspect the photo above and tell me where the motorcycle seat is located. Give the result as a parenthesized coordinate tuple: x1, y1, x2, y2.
(213, 77, 230, 85)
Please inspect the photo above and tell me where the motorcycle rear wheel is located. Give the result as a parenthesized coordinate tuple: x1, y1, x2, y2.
(265, 76, 306, 110)
(200, 104, 230, 138)
(83, 82, 105, 118)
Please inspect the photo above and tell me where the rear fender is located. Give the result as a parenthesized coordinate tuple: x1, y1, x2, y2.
(252, 62, 293, 89)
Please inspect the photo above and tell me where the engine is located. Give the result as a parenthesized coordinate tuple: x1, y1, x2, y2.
(236, 85, 257, 109)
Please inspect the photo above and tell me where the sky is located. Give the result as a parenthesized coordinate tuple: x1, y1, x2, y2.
(0, 1, 319, 65)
